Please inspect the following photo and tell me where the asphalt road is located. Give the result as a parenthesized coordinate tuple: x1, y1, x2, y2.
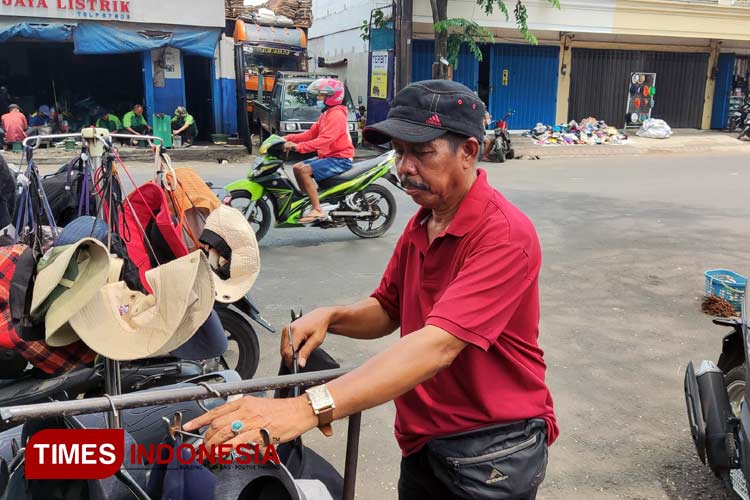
(35, 152, 747, 499)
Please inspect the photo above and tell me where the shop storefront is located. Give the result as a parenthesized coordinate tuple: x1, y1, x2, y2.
(411, 39, 559, 130)
(568, 48, 709, 129)
(0, 0, 238, 139)
(711, 53, 750, 130)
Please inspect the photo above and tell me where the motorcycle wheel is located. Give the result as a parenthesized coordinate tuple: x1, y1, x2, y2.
(738, 128, 749, 141)
(506, 148, 515, 160)
(217, 307, 260, 380)
(497, 142, 507, 163)
(346, 184, 397, 239)
(229, 192, 272, 242)
(726, 366, 745, 419)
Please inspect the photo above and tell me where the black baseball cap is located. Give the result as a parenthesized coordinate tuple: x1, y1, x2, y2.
(363, 80, 486, 145)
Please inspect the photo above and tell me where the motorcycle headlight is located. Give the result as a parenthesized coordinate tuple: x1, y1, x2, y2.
(281, 122, 298, 132)
(349, 122, 356, 132)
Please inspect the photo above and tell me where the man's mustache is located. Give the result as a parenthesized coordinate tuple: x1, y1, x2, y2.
(400, 176, 430, 191)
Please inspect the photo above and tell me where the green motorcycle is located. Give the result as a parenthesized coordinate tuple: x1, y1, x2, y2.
(224, 135, 401, 242)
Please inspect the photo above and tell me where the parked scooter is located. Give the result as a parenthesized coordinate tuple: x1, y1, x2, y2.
(684, 283, 750, 497)
(738, 111, 750, 141)
(730, 96, 750, 134)
(486, 110, 515, 163)
(224, 135, 400, 242)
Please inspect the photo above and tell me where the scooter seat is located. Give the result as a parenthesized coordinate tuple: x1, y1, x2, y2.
(317, 156, 384, 190)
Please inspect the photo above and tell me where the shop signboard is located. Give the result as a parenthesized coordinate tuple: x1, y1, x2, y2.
(0, 0, 224, 27)
(370, 50, 389, 100)
(625, 72, 656, 128)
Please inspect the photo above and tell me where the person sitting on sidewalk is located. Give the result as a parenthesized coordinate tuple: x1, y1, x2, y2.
(123, 104, 151, 140)
(1, 104, 27, 149)
(283, 78, 354, 223)
(96, 110, 122, 132)
(171, 106, 198, 146)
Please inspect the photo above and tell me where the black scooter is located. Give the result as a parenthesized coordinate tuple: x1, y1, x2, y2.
(684, 284, 750, 498)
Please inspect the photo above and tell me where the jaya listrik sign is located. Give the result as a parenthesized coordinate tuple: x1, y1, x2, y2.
(0, 0, 133, 21)
(0, 0, 225, 28)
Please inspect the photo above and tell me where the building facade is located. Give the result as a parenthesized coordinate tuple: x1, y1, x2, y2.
(310, 0, 750, 130)
(0, 0, 238, 137)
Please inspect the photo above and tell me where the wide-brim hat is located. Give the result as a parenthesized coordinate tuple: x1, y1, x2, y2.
(68, 251, 215, 360)
(200, 205, 260, 304)
(30, 238, 111, 347)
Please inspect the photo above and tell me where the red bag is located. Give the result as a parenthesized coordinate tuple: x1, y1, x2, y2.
(118, 182, 189, 293)
(0, 244, 95, 375)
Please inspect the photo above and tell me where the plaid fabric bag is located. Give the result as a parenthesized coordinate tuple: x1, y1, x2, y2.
(0, 244, 95, 376)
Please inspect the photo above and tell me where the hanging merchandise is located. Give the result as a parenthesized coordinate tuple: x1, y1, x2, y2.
(626, 73, 657, 128)
(200, 205, 261, 304)
(30, 238, 111, 347)
(0, 244, 96, 376)
(68, 250, 215, 361)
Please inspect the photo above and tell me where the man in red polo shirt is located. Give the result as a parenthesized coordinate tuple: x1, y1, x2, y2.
(186, 80, 557, 500)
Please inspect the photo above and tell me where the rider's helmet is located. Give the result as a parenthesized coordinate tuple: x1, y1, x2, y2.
(307, 78, 345, 107)
(174, 106, 188, 117)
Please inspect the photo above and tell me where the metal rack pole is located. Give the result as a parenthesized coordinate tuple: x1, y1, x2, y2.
(0, 368, 352, 423)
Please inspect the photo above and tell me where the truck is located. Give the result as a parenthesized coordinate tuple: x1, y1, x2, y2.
(252, 71, 359, 146)
(233, 18, 308, 115)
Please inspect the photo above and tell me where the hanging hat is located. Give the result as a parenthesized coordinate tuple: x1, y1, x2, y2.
(0, 244, 96, 375)
(631, 113, 639, 124)
(643, 86, 650, 97)
(631, 74, 640, 85)
(634, 97, 641, 109)
(53, 217, 110, 247)
(629, 84, 638, 96)
(68, 251, 215, 360)
(199, 205, 260, 304)
(30, 238, 112, 347)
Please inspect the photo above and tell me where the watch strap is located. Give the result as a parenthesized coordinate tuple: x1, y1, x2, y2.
(317, 407, 334, 437)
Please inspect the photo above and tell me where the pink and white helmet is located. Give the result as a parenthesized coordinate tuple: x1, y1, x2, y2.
(307, 77, 345, 107)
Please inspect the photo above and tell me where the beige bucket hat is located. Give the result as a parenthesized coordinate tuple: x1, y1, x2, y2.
(68, 250, 215, 360)
(199, 205, 260, 303)
(30, 238, 111, 347)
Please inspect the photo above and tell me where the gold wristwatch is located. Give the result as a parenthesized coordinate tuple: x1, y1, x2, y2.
(305, 384, 335, 437)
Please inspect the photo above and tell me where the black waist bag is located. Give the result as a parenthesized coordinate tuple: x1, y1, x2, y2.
(425, 419, 548, 499)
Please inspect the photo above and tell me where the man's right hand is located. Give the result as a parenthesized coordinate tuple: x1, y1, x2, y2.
(281, 307, 332, 369)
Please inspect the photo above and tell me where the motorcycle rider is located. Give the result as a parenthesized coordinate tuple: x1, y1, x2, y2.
(283, 78, 354, 224)
(482, 110, 493, 161)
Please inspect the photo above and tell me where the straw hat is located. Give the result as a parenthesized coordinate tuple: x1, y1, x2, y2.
(68, 250, 215, 360)
(199, 205, 260, 303)
(30, 238, 111, 347)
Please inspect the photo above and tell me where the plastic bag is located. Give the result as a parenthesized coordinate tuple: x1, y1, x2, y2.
(636, 118, 673, 139)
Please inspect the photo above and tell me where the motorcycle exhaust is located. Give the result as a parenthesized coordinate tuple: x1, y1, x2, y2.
(687, 360, 736, 471)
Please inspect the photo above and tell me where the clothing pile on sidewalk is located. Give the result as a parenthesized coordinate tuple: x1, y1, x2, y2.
(525, 117, 628, 146)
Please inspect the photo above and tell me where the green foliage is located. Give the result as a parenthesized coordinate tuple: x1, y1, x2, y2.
(435, 0, 561, 53)
(360, 8, 390, 42)
(434, 19, 494, 68)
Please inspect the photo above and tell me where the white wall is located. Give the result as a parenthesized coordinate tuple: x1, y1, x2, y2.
(0, 0, 225, 27)
(412, 0, 616, 35)
(309, 0, 392, 105)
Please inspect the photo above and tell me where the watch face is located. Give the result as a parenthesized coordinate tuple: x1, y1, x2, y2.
(307, 385, 334, 408)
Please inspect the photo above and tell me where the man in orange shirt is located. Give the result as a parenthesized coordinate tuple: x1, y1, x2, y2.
(1, 104, 27, 148)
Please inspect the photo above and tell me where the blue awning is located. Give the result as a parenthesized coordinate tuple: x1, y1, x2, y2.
(73, 22, 220, 58)
(0, 21, 74, 43)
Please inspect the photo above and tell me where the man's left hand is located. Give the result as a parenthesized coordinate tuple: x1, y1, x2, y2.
(283, 142, 296, 152)
(183, 396, 317, 449)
